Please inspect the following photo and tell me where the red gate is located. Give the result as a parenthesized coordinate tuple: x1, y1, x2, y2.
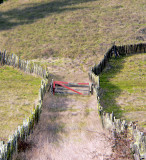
(50, 80, 90, 95)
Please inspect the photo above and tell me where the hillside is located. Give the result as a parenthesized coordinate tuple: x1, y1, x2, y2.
(0, 0, 145, 62)
(0, 0, 145, 141)
(0, 0, 145, 159)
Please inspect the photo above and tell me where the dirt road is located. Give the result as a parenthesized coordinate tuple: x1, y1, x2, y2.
(13, 58, 116, 160)
(14, 94, 115, 160)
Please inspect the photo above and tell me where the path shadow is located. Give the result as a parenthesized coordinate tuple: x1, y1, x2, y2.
(0, 0, 98, 31)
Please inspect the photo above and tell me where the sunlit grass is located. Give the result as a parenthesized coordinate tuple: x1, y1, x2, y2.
(0, 66, 41, 141)
(0, 0, 145, 60)
(100, 53, 146, 127)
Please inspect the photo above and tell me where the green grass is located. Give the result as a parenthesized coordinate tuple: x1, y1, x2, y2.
(100, 53, 146, 128)
(0, 66, 41, 141)
(0, 0, 145, 60)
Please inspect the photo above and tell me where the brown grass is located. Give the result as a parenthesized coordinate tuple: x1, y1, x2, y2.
(0, 0, 145, 61)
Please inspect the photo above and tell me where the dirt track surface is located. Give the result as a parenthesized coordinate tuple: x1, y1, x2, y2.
(14, 93, 115, 160)
(13, 58, 119, 160)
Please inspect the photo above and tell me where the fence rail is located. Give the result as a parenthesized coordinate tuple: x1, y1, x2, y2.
(0, 51, 49, 160)
(89, 43, 146, 160)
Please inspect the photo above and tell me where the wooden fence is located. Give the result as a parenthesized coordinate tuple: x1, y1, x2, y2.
(97, 95, 146, 160)
(0, 51, 48, 78)
(91, 43, 146, 76)
(0, 51, 49, 160)
(89, 43, 146, 160)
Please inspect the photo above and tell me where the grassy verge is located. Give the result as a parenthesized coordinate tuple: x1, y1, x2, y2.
(0, 66, 41, 141)
(99, 53, 146, 128)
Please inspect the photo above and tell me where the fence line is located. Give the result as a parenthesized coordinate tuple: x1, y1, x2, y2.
(89, 43, 146, 160)
(0, 43, 146, 159)
(0, 51, 49, 160)
(0, 51, 48, 78)
(90, 43, 146, 76)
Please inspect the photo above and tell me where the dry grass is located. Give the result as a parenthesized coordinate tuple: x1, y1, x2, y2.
(0, 0, 145, 61)
(0, 66, 41, 141)
(100, 53, 146, 129)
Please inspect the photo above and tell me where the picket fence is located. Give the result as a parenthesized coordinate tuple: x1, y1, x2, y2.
(89, 43, 146, 160)
(0, 51, 49, 160)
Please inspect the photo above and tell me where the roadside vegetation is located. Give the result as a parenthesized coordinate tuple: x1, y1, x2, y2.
(0, 66, 41, 141)
(100, 53, 146, 129)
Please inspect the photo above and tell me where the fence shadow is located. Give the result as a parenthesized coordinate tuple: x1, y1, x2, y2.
(99, 56, 126, 118)
(90, 43, 146, 118)
(0, 0, 98, 31)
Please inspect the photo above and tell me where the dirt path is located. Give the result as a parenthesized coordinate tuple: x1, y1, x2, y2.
(14, 94, 115, 160)
(13, 58, 116, 160)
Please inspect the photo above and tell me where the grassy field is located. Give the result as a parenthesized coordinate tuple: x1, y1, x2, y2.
(0, 0, 145, 62)
(99, 53, 146, 129)
(0, 66, 41, 141)
(0, 0, 146, 140)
